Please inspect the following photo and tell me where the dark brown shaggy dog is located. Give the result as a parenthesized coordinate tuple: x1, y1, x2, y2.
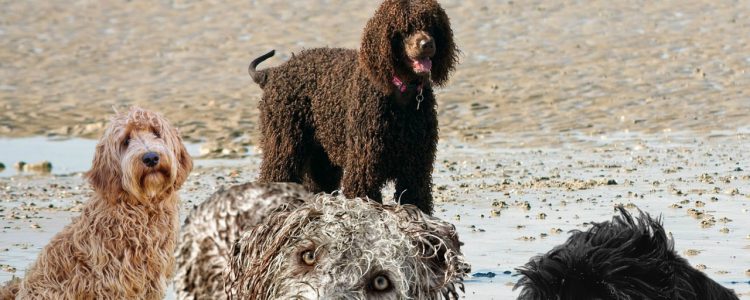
(248, 0, 458, 214)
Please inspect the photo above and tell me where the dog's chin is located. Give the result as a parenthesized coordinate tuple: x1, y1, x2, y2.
(141, 169, 171, 200)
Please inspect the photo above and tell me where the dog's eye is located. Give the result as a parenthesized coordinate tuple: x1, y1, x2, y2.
(300, 250, 316, 266)
(153, 131, 161, 139)
(368, 274, 392, 293)
(123, 138, 130, 147)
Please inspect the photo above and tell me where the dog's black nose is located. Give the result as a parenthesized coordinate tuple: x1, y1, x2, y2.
(420, 39, 435, 50)
(142, 152, 160, 167)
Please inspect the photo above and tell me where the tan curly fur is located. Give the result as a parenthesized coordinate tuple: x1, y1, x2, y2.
(249, 0, 459, 214)
(2, 107, 193, 299)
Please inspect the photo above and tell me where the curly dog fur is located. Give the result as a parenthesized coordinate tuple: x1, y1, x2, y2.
(2, 107, 193, 299)
(249, 0, 458, 214)
(174, 182, 312, 300)
(174, 182, 469, 299)
(515, 206, 739, 300)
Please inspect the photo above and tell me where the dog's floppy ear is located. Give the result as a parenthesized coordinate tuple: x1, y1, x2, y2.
(425, 0, 459, 87)
(397, 205, 469, 299)
(168, 126, 193, 190)
(86, 119, 126, 204)
(358, 0, 408, 93)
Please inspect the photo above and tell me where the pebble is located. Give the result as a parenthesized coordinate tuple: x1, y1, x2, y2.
(684, 249, 701, 256)
(23, 161, 53, 173)
(472, 272, 496, 278)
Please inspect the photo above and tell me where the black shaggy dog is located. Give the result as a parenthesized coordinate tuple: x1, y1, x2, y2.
(515, 206, 739, 300)
(248, 0, 458, 214)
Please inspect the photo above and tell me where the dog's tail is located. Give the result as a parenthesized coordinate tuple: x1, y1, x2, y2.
(248, 50, 275, 87)
(0, 276, 21, 300)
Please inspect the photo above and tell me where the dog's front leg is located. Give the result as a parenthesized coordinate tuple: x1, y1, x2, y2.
(395, 163, 434, 215)
(342, 134, 385, 202)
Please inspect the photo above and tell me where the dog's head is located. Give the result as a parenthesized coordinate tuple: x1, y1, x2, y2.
(515, 206, 739, 300)
(359, 0, 459, 93)
(226, 195, 469, 299)
(86, 107, 193, 205)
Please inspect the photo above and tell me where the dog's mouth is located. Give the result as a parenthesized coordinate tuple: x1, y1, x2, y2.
(140, 167, 171, 187)
(409, 57, 432, 75)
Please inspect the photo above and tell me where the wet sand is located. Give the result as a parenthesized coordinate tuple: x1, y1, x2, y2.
(1, 0, 749, 298)
(2, 134, 749, 298)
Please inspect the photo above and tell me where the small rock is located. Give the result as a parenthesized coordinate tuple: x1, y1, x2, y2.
(0, 264, 16, 273)
(491, 200, 508, 208)
(473, 272, 496, 278)
(684, 249, 701, 256)
(537, 213, 547, 220)
(23, 161, 53, 173)
(14, 161, 26, 170)
(696, 264, 707, 270)
(719, 227, 729, 234)
(199, 141, 222, 156)
(700, 217, 716, 228)
(687, 208, 704, 219)
(0, 162, 4, 171)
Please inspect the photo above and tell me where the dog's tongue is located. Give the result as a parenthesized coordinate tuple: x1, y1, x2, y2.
(412, 58, 432, 73)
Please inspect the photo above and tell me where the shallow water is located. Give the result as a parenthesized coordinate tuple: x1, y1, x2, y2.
(1, 133, 748, 299)
(430, 133, 750, 298)
(0, 137, 203, 177)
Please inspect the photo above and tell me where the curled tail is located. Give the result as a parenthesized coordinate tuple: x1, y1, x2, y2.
(248, 50, 275, 87)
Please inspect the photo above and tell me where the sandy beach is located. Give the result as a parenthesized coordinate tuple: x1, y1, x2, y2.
(1, 0, 749, 298)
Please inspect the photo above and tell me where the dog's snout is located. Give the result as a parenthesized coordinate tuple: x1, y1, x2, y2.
(142, 152, 160, 167)
(419, 38, 435, 50)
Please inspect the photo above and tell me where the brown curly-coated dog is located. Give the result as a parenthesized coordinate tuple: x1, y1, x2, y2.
(1, 107, 193, 299)
(248, 0, 458, 214)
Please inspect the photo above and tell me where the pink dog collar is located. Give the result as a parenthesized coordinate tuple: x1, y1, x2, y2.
(392, 76, 423, 93)
(392, 76, 425, 110)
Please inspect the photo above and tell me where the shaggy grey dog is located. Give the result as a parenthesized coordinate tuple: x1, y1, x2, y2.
(175, 182, 469, 300)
